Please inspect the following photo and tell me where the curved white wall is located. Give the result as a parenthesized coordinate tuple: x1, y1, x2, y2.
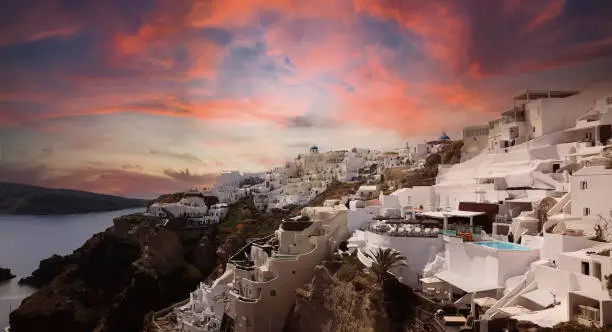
(362, 231, 444, 287)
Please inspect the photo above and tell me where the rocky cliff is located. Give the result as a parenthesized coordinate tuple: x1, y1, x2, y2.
(9, 216, 204, 332)
(0, 267, 15, 282)
(11, 183, 361, 332)
(285, 255, 420, 332)
(18, 254, 69, 288)
(10, 197, 296, 332)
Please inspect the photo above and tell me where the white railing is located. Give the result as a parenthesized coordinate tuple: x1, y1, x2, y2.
(483, 270, 535, 320)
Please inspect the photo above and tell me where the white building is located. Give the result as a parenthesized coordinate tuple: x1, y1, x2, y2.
(462, 124, 490, 162)
(390, 186, 437, 212)
(147, 190, 210, 219)
(480, 241, 612, 330)
(488, 90, 586, 152)
(570, 165, 612, 223)
(431, 235, 540, 310)
(204, 204, 230, 225)
(176, 205, 356, 332)
(356, 185, 380, 200)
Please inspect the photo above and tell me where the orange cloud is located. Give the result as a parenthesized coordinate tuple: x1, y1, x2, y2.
(0, 3, 80, 46)
(0, 163, 216, 197)
(189, 0, 353, 29)
(527, 0, 565, 30)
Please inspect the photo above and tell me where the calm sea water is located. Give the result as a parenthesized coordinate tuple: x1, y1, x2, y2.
(0, 208, 144, 328)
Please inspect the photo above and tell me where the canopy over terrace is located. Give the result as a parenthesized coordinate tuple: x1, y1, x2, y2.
(513, 90, 580, 101)
(421, 210, 485, 231)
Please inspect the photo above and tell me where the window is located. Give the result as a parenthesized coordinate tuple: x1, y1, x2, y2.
(270, 290, 276, 297)
(584, 207, 591, 216)
(580, 181, 588, 190)
(581, 261, 589, 275)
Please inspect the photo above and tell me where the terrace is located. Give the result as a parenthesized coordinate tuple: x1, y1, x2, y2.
(363, 219, 442, 238)
(229, 234, 277, 271)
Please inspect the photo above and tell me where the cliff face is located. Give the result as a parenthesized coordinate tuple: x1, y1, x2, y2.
(18, 254, 69, 288)
(9, 218, 203, 332)
(11, 198, 296, 332)
(285, 256, 419, 332)
(12, 184, 360, 332)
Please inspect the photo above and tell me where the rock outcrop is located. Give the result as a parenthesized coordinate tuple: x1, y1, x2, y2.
(285, 256, 419, 332)
(0, 267, 16, 281)
(18, 254, 70, 288)
(9, 218, 202, 332)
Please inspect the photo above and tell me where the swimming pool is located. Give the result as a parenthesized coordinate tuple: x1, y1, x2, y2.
(472, 241, 531, 251)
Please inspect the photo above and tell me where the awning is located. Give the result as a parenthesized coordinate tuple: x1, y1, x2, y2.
(422, 210, 485, 219)
(435, 271, 502, 293)
(504, 197, 538, 203)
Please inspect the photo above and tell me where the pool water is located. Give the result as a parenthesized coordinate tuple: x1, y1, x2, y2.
(473, 241, 531, 251)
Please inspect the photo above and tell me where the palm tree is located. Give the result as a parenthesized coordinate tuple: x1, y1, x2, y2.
(364, 248, 407, 285)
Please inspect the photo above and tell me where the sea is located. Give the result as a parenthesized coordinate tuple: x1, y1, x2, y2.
(0, 208, 144, 329)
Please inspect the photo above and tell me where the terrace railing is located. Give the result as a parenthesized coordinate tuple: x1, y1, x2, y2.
(366, 224, 441, 238)
(494, 215, 513, 224)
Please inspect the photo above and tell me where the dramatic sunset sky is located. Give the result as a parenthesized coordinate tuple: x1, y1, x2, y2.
(1, 0, 612, 197)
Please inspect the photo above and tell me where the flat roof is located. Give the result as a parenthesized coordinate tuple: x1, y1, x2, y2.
(435, 270, 502, 293)
(562, 146, 604, 157)
(513, 90, 580, 100)
(498, 305, 533, 316)
(463, 124, 490, 130)
(359, 185, 378, 191)
(443, 316, 467, 324)
(473, 297, 498, 308)
(571, 290, 612, 301)
(521, 289, 556, 308)
(562, 121, 601, 132)
(422, 210, 485, 218)
(420, 277, 443, 284)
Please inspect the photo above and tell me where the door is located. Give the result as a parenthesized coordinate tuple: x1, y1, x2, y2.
(581, 261, 590, 276)
(594, 262, 602, 280)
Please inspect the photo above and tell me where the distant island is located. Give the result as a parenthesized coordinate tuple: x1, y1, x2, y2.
(0, 182, 148, 215)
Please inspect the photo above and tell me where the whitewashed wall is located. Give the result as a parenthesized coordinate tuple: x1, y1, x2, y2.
(363, 232, 444, 287)
(540, 233, 599, 262)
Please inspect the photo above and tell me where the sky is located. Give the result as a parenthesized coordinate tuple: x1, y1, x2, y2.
(1, 0, 612, 198)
